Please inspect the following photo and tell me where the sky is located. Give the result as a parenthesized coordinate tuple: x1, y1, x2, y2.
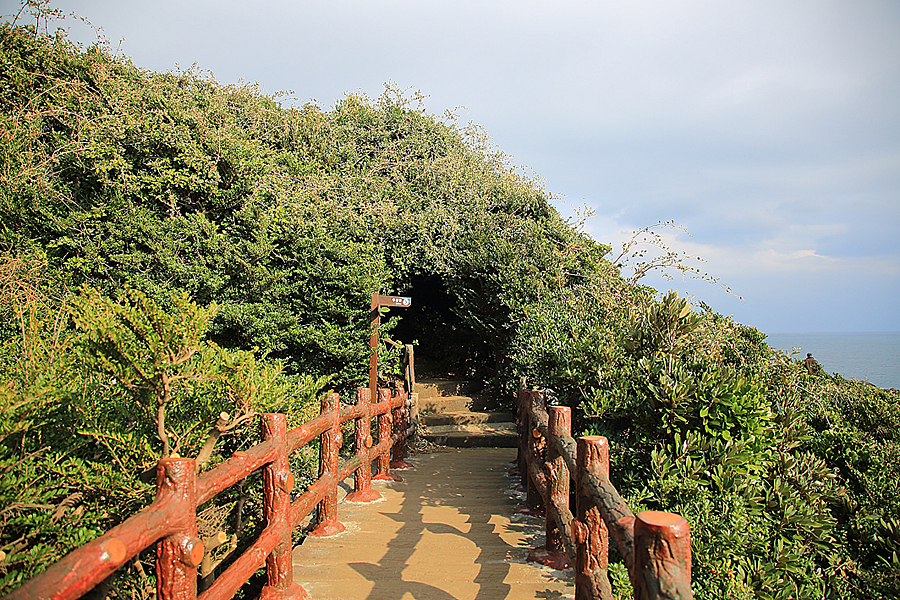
(3, 0, 899, 333)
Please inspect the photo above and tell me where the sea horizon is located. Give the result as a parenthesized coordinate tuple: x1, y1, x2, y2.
(764, 331, 900, 390)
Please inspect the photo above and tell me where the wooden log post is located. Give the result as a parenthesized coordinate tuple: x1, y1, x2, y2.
(403, 344, 416, 395)
(375, 389, 403, 481)
(390, 388, 414, 470)
(526, 391, 544, 511)
(633, 511, 693, 600)
(259, 414, 307, 600)
(548, 407, 571, 555)
(310, 393, 345, 536)
(408, 391, 419, 444)
(156, 458, 203, 600)
(346, 387, 382, 502)
(575, 436, 614, 600)
(515, 378, 527, 477)
(528, 406, 573, 570)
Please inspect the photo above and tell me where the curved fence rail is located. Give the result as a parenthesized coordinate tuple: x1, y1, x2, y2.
(5, 386, 416, 600)
(516, 384, 693, 600)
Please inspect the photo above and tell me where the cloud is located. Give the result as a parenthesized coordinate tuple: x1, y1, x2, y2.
(591, 214, 894, 277)
(583, 208, 899, 330)
(28, 0, 900, 332)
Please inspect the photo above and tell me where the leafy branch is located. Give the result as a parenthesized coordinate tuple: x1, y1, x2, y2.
(69, 286, 221, 458)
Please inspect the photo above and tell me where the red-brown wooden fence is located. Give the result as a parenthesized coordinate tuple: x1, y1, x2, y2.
(5, 386, 416, 600)
(516, 384, 694, 600)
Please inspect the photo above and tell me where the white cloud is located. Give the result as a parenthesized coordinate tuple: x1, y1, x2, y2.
(26, 0, 900, 331)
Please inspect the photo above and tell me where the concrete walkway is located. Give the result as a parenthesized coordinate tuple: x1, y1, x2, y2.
(291, 447, 574, 600)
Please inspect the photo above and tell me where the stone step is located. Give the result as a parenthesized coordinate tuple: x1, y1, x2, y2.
(413, 377, 515, 448)
(418, 395, 494, 413)
(420, 411, 514, 426)
(416, 378, 481, 399)
(422, 422, 518, 448)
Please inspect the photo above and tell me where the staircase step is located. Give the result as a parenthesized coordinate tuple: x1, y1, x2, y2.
(416, 378, 481, 399)
(422, 422, 518, 448)
(414, 376, 515, 448)
(419, 395, 496, 413)
(421, 411, 514, 426)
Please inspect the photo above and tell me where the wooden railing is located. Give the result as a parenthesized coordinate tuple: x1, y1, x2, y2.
(516, 385, 693, 600)
(5, 386, 416, 600)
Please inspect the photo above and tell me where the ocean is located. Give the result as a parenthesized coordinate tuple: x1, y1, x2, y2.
(764, 332, 900, 390)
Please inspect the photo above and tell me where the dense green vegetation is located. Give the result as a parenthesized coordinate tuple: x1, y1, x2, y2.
(1, 17, 898, 599)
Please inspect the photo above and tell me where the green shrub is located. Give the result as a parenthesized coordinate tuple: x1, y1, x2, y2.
(0, 254, 324, 594)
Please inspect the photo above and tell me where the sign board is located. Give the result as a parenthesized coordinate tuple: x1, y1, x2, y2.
(377, 295, 412, 308)
(369, 292, 412, 404)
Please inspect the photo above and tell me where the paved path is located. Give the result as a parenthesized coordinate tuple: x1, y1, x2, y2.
(291, 447, 574, 600)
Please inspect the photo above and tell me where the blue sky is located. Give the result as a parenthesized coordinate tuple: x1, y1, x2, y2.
(4, 0, 899, 333)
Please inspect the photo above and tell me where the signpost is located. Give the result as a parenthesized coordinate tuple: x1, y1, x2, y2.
(369, 293, 412, 406)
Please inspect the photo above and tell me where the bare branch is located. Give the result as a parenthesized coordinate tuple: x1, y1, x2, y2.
(613, 221, 741, 299)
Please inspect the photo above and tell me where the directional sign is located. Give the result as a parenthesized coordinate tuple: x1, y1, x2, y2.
(369, 292, 412, 405)
(377, 295, 412, 308)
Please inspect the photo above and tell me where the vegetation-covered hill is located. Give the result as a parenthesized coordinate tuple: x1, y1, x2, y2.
(1, 19, 898, 599)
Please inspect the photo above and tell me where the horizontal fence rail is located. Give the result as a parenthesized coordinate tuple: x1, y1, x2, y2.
(5, 386, 417, 600)
(516, 384, 693, 600)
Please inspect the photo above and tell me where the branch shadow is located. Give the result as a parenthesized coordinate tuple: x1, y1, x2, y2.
(346, 447, 572, 600)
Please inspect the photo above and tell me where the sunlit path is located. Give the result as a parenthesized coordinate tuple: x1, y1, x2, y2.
(292, 447, 574, 600)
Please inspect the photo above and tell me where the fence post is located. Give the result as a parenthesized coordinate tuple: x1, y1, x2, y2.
(528, 405, 573, 570)
(633, 511, 693, 600)
(259, 414, 307, 600)
(374, 389, 403, 481)
(390, 388, 414, 470)
(310, 393, 345, 536)
(575, 436, 613, 600)
(346, 387, 381, 502)
(547, 407, 571, 554)
(403, 346, 419, 448)
(525, 391, 544, 510)
(403, 344, 416, 395)
(516, 378, 527, 478)
(156, 458, 202, 600)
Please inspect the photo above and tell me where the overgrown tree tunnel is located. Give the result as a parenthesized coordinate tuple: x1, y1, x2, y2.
(390, 275, 500, 381)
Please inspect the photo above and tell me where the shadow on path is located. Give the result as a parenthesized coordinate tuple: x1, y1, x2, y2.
(293, 447, 573, 600)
